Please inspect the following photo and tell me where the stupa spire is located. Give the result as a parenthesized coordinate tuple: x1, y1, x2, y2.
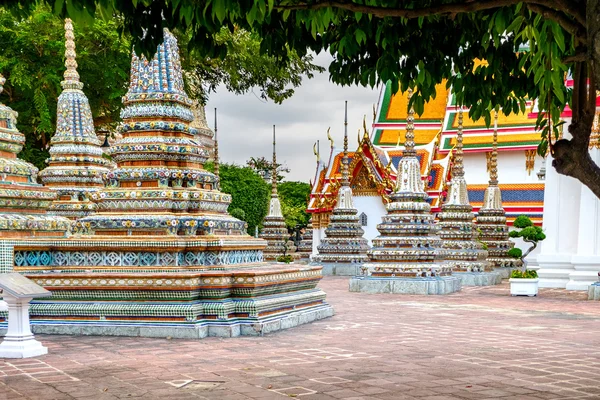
(61, 19, 83, 90)
(341, 101, 350, 187)
(445, 110, 469, 206)
(489, 110, 499, 185)
(403, 88, 416, 157)
(213, 108, 220, 187)
(272, 125, 278, 197)
(394, 89, 425, 195)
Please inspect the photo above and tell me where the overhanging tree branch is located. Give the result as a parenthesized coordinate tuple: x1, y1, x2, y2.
(526, 4, 585, 42)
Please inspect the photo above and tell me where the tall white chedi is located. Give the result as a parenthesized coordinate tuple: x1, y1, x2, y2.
(39, 19, 111, 218)
(438, 110, 499, 286)
(311, 102, 370, 275)
(260, 126, 297, 261)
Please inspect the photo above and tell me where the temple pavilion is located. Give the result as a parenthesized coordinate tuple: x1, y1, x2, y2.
(0, 23, 333, 337)
(308, 81, 546, 266)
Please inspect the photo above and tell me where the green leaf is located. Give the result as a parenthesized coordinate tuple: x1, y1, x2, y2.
(355, 28, 366, 45)
(213, 0, 226, 23)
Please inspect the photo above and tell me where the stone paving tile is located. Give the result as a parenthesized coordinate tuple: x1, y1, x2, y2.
(1, 278, 600, 400)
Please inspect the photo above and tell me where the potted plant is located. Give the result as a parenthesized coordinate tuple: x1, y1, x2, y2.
(507, 216, 546, 296)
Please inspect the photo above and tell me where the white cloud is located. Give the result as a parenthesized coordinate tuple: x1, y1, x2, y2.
(206, 52, 380, 182)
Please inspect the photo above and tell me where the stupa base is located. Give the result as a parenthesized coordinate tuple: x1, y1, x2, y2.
(454, 271, 502, 286)
(493, 267, 517, 279)
(588, 283, 600, 300)
(349, 276, 461, 295)
(314, 263, 362, 276)
(0, 303, 334, 339)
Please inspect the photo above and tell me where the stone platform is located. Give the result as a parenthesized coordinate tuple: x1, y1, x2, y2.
(319, 263, 361, 276)
(0, 238, 334, 339)
(493, 267, 516, 279)
(349, 275, 461, 295)
(454, 271, 502, 286)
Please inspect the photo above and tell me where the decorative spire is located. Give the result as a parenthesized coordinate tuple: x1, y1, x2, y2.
(489, 110, 499, 185)
(327, 127, 334, 148)
(62, 19, 83, 91)
(272, 125, 277, 197)
(453, 110, 465, 178)
(341, 101, 350, 187)
(403, 88, 416, 157)
(214, 108, 219, 187)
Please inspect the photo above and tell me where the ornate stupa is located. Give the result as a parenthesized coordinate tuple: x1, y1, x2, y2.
(39, 19, 112, 218)
(0, 74, 71, 237)
(296, 218, 314, 261)
(7, 29, 332, 338)
(190, 101, 215, 150)
(437, 110, 500, 286)
(260, 126, 298, 261)
(350, 90, 461, 294)
(475, 111, 522, 277)
(311, 102, 369, 275)
(78, 29, 238, 235)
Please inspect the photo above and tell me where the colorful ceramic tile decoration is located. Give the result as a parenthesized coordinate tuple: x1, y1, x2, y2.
(475, 111, 523, 276)
(0, 74, 72, 238)
(260, 126, 299, 262)
(310, 103, 369, 276)
(1, 27, 332, 338)
(349, 90, 461, 295)
(39, 19, 112, 219)
(437, 111, 500, 286)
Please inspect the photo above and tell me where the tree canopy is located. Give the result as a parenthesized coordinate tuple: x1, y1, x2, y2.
(278, 181, 311, 228)
(6, 0, 597, 199)
(0, 3, 322, 169)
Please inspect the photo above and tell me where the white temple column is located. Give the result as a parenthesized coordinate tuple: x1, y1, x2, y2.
(537, 122, 581, 287)
(566, 146, 600, 290)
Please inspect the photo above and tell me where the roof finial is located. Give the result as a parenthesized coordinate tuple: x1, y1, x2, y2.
(453, 109, 465, 179)
(372, 104, 377, 123)
(214, 108, 220, 188)
(0, 74, 5, 96)
(341, 101, 350, 187)
(362, 115, 369, 138)
(313, 141, 319, 160)
(327, 127, 334, 148)
(489, 109, 499, 185)
(272, 125, 278, 196)
(62, 18, 83, 90)
(403, 88, 416, 157)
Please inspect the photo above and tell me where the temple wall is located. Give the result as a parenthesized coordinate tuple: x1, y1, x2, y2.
(352, 195, 387, 244)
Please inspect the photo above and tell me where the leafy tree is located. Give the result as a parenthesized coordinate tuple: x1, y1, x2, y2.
(205, 161, 270, 235)
(509, 215, 547, 269)
(278, 181, 311, 229)
(11, 0, 600, 199)
(0, 3, 322, 169)
(246, 156, 290, 182)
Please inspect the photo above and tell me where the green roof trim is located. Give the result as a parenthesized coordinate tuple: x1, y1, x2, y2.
(441, 137, 540, 150)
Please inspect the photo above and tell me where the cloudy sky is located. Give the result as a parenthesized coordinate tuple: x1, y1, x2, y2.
(206, 52, 380, 183)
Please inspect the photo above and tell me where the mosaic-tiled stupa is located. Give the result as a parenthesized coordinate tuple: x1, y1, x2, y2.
(311, 103, 369, 275)
(437, 110, 500, 286)
(475, 111, 522, 278)
(39, 19, 111, 219)
(350, 91, 461, 294)
(2, 28, 332, 338)
(260, 127, 298, 262)
(0, 74, 71, 238)
(296, 218, 314, 262)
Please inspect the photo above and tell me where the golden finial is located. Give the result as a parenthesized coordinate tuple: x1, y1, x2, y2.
(489, 110, 499, 185)
(453, 109, 464, 178)
(313, 141, 319, 160)
(372, 104, 377, 123)
(62, 18, 83, 90)
(213, 108, 220, 188)
(403, 88, 416, 157)
(362, 115, 369, 138)
(327, 127, 334, 148)
(357, 129, 361, 144)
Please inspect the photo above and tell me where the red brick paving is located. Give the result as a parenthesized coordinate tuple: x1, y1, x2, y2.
(1, 277, 599, 399)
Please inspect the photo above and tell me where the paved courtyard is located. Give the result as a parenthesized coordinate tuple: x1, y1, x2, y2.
(1, 277, 599, 400)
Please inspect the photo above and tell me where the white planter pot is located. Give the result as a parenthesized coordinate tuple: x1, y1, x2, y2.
(509, 278, 539, 297)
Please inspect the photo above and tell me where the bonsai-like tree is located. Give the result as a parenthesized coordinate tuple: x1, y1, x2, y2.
(508, 215, 546, 270)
